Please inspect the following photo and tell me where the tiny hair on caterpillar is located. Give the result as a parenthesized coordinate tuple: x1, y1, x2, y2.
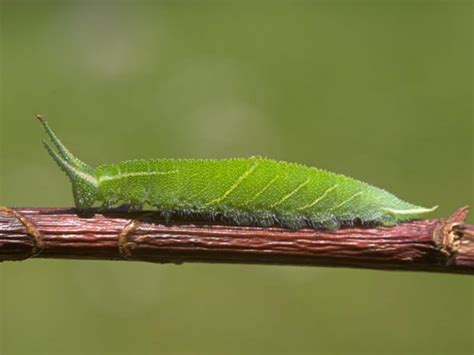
(36, 114, 437, 230)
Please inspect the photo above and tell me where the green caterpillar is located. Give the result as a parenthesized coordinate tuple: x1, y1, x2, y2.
(36, 115, 437, 229)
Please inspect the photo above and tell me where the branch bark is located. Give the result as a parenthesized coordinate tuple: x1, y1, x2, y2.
(0, 207, 473, 274)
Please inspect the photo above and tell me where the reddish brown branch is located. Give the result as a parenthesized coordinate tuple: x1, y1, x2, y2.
(0, 207, 473, 274)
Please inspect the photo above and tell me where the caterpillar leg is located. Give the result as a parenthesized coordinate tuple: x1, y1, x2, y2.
(99, 203, 143, 212)
(126, 203, 144, 212)
(163, 210, 173, 224)
(379, 214, 398, 227)
(154, 207, 172, 224)
(320, 219, 341, 231)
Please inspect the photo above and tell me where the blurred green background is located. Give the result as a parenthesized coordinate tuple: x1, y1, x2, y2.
(1, 1, 472, 354)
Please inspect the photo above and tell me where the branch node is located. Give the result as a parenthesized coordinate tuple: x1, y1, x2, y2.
(433, 206, 469, 258)
(0, 206, 44, 259)
(118, 218, 142, 260)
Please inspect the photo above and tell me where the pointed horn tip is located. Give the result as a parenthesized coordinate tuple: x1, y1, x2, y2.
(35, 113, 45, 122)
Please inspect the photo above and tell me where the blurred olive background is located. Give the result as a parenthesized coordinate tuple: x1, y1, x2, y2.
(1, 1, 472, 355)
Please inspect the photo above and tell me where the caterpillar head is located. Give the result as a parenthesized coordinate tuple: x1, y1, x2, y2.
(36, 114, 98, 209)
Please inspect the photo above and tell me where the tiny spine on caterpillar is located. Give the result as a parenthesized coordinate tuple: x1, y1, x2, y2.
(36, 114, 437, 230)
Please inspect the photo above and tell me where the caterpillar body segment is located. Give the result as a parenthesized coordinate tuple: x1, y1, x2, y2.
(37, 116, 437, 229)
